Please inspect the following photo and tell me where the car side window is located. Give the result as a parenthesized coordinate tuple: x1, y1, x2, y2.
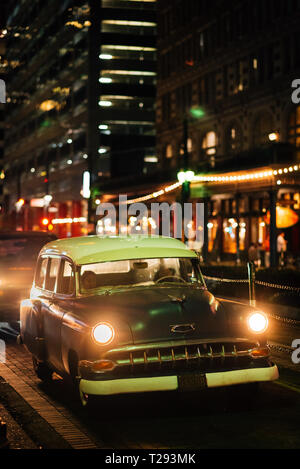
(44, 257, 61, 292)
(57, 259, 75, 295)
(35, 257, 48, 289)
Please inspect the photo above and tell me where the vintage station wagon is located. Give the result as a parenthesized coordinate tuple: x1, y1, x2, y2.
(19, 235, 278, 406)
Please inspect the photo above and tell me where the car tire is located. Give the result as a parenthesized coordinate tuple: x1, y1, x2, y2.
(78, 387, 98, 410)
(68, 352, 93, 409)
(32, 356, 53, 382)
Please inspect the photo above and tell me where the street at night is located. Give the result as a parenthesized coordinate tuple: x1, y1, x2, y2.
(0, 304, 300, 451)
(1, 319, 300, 450)
(0, 0, 300, 456)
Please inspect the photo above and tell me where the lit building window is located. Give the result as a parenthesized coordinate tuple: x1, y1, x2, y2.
(208, 220, 218, 252)
(202, 131, 217, 156)
(102, 20, 156, 27)
(102, 45, 156, 52)
(102, 70, 156, 76)
(202, 131, 217, 167)
(226, 124, 242, 153)
(180, 138, 193, 155)
(99, 77, 112, 83)
(99, 100, 112, 107)
(223, 218, 246, 254)
(99, 54, 113, 60)
(166, 144, 173, 158)
(288, 105, 300, 148)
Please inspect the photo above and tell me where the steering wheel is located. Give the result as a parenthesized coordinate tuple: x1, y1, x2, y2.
(156, 275, 187, 284)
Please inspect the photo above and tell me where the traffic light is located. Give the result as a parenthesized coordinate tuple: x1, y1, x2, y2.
(40, 217, 50, 231)
(40, 217, 54, 231)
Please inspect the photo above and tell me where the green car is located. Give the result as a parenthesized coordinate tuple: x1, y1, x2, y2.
(19, 235, 278, 407)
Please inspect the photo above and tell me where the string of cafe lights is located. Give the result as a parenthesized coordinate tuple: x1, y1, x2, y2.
(192, 164, 300, 183)
(123, 163, 300, 205)
(121, 182, 182, 204)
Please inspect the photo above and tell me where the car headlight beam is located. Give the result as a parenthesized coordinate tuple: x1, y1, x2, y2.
(92, 322, 115, 345)
(248, 312, 268, 334)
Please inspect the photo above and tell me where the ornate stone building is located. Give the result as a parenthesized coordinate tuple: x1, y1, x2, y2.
(156, 0, 300, 265)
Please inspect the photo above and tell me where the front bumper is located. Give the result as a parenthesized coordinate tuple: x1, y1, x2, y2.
(79, 363, 279, 396)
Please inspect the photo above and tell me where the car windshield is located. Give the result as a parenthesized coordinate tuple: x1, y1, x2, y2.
(79, 257, 205, 293)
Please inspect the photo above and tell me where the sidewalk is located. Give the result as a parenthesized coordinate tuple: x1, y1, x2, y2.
(0, 297, 299, 449)
(0, 401, 37, 449)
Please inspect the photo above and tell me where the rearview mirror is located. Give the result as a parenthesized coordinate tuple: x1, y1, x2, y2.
(133, 262, 148, 269)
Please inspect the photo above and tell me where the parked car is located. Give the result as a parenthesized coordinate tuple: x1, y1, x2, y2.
(19, 235, 278, 407)
(0, 231, 57, 321)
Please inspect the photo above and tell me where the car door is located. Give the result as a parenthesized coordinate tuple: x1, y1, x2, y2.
(43, 257, 76, 373)
(22, 256, 49, 358)
(42, 256, 65, 372)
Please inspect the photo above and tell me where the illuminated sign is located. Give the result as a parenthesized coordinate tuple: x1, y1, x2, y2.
(82, 171, 91, 199)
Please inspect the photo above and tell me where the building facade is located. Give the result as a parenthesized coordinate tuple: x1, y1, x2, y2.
(156, 0, 300, 264)
(1, 0, 157, 236)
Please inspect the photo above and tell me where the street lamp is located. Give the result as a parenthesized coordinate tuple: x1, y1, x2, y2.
(268, 132, 279, 142)
(268, 131, 280, 164)
(177, 170, 195, 184)
(177, 169, 195, 209)
(177, 107, 205, 243)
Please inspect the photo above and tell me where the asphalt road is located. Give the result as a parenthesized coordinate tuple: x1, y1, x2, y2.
(1, 320, 300, 449)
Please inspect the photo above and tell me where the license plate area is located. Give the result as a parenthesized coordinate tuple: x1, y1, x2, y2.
(178, 373, 207, 391)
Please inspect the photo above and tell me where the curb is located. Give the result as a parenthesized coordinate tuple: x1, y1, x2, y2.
(0, 376, 72, 449)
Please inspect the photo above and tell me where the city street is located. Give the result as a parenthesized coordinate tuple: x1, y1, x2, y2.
(1, 0, 300, 454)
(1, 318, 300, 450)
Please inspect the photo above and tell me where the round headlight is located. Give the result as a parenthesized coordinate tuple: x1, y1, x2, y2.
(92, 323, 115, 345)
(248, 312, 268, 333)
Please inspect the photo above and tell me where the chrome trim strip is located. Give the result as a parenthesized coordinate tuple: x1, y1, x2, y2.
(106, 337, 258, 355)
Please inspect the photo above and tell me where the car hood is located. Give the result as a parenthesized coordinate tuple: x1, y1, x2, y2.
(71, 285, 230, 345)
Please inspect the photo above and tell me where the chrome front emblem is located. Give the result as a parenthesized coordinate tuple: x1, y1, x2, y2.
(168, 294, 186, 304)
(170, 323, 195, 334)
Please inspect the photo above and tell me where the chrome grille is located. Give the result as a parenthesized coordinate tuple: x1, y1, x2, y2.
(105, 340, 259, 371)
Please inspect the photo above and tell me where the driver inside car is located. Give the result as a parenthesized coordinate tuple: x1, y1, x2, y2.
(81, 270, 97, 290)
(154, 262, 176, 281)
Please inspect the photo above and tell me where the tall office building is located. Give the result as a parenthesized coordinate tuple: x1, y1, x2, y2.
(98, 0, 157, 179)
(1, 0, 157, 236)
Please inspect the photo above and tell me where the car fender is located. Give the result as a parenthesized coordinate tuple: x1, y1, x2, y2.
(20, 299, 47, 360)
(217, 298, 268, 344)
(61, 314, 90, 375)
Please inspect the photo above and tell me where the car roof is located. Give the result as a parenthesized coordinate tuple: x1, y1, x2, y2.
(39, 235, 198, 265)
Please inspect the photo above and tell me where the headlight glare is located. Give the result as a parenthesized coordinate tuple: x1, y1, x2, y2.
(248, 312, 268, 333)
(92, 322, 115, 345)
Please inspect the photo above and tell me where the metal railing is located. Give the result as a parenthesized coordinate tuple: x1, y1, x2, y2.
(203, 262, 300, 302)
(203, 263, 300, 355)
